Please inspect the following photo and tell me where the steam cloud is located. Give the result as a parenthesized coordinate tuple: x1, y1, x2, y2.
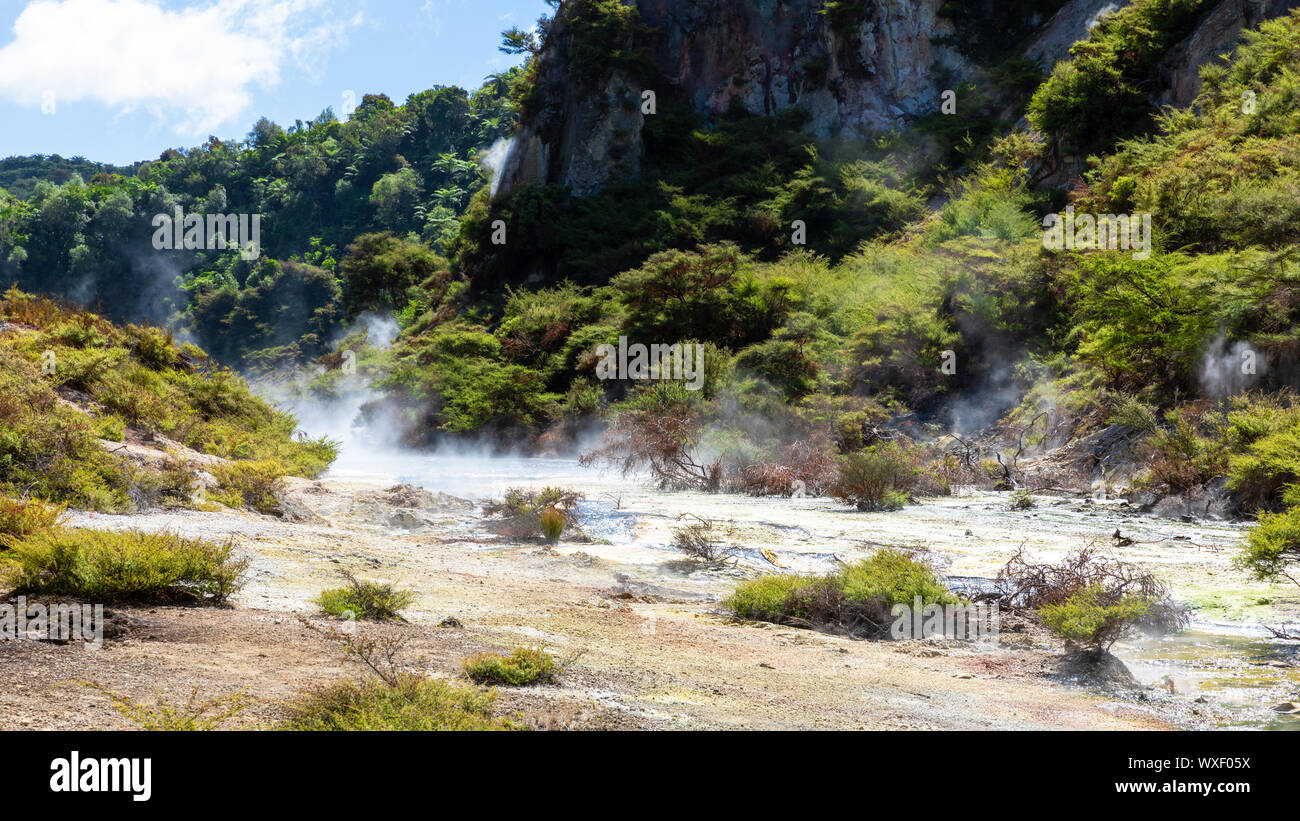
(480, 138, 514, 196)
(1198, 334, 1264, 400)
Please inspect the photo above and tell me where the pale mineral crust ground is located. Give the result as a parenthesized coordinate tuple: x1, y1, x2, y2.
(10, 465, 1286, 731)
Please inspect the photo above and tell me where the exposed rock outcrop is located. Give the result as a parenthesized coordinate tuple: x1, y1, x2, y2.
(1023, 0, 1126, 67)
(500, 0, 973, 196)
(498, 0, 1300, 198)
(1155, 0, 1300, 107)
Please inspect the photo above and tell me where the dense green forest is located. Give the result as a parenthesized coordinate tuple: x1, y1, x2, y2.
(0, 70, 521, 367)
(0, 155, 138, 200)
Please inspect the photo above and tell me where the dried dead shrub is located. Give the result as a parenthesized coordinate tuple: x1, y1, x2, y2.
(726, 437, 838, 497)
(580, 403, 721, 491)
(670, 514, 740, 566)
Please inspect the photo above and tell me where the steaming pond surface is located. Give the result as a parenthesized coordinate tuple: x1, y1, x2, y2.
(325, 452, 1300, 729)
(1115, 630, 1300, 730)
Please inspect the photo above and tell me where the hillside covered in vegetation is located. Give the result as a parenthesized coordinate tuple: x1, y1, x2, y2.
(0, 71, 521, 369)
(0, 287, 335, 513)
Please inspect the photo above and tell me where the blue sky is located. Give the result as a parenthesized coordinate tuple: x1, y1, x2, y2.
(0, 0, 551, 165)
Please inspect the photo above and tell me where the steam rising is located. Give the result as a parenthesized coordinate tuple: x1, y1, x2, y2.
(480, 138, 514, 196)
(253, 313, 404, 473)
(947, 362, 1026, 437)
(1198, 334, 1263, 400)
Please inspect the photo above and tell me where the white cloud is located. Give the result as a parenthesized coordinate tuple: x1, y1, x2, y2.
(0, 0, 357, 136)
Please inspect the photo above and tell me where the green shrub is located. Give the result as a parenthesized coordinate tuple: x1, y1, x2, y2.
(723, 548, 958, 636)
(1236, 503, 1300, 585)
(1067, 253, 1217, 393)
(83, 682, 252, 731)
(0, 497, 64, 541)
(734, 338, 819, 399)
(1144, 407, 1227, 492)
(1028, 0, 1218, 157)
(0, 289, 337, 513)
(128, 325, 179, 370)
(1, 528, 247, 602)
(924, 171, 1039, 245)
(839, 549, 957, 606)
(338, 232, 448, 316)
(136, 454, 204, 509)
(562, 0, 657, 89)
(462, 647, 560, 686)
(0, 346, 132, 511)
(1107, 395, 1159, 434)
(91, 414, 126, 442)
(1077, 10, 1300, 250)
(1224, 394, 1300, 510)
(723, 573, 811, 621)
(314, 573, 415, 622)
(383, 324, 561, 434)
(281, 674, 514, 731)
(484, 486, 582, 541)
(1009, 489, 1036, 510)
(997, 547, 1187, 649)
(832, 442, 921, 511)
(1040, 586, 1155, 649)
(210, 460, 287, 514)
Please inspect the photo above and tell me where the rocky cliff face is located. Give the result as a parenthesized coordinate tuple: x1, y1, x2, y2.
(639, 0, 958, 137)
(495, 0, 1297, 197)
(1155, 0, 1300, 107)
(500, 0, 971, 196)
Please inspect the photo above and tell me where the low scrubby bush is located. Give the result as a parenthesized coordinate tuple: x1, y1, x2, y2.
(1, 528, 246, 602)
(484, 486, 582, 541)
(1236, 500, 1300, 587)
(1107, 394, 1160, 434)
(1223, 394, 1300, 511)
(669, 515, 739, 566)
(1040, 587, 1157, 650)
(83, 682, 253, 731)
(723, 548, 958, 636)
(462, 647, 560, 686)
(996, 547, 1186, 650)
(1144, 407, 1227, 492)
(1009, 489, 1036, 510)
(726, 438, 837, 497)
(0, 497, 64, 541)
(314, 572, 415, 621)
(831, 442, 923, 511)
(210, 460, 287, 514)
(282, 674, 513, 731)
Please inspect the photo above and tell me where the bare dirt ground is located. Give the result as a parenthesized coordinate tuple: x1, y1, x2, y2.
(0, 476, 1183, 731)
